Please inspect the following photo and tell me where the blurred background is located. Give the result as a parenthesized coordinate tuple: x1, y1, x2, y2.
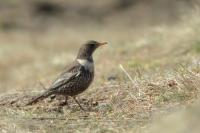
(0, 0, 199, 30)
(1, 0, 200, 92)
(0, 1, 200, 132)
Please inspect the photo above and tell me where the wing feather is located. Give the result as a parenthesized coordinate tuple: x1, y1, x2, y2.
(49, 60, 81, 90)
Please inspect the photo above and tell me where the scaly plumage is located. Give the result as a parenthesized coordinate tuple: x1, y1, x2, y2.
(26, 40, 107, 110)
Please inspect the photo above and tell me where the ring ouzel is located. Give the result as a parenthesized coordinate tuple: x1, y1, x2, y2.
(26, 40, 107, 110)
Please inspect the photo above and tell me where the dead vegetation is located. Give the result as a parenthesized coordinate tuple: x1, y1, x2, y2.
(0, 57, 199, 132)
(0, 1, 200, 133)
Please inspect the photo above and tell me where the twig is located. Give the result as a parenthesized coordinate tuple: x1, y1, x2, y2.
(119, 64, 135, 84)
(119, 64, 141, 97)
(119, 65, 139, 99)
(30, 117, 66, 121)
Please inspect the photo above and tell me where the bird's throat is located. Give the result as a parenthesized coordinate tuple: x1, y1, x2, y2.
(77, 59, 94, 72)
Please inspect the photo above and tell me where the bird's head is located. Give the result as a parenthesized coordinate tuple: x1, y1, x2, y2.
(77, 40, 107, 60)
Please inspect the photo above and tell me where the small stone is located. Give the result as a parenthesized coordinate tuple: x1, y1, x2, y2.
(107, 75, 117, 81)
(168, 80, 178, 87)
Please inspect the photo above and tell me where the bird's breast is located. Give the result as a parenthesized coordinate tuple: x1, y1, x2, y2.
(69, 69, 94, 96)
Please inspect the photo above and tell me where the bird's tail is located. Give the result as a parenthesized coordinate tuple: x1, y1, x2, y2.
(26, 90, 54, 106)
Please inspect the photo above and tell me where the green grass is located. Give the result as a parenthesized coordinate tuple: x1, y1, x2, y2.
(192, 41, 200, 53)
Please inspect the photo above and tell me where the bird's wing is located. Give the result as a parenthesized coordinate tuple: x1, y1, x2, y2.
(49, 61, 81, 90)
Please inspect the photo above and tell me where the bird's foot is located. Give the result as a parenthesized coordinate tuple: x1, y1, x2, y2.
(58, 101, 71, 108)
(72, 97, 86, 111)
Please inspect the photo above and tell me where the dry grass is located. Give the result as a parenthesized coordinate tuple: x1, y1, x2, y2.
(0, 2, 200, 133)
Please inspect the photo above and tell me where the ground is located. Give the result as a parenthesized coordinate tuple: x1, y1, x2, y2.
(0, 1, 200, 133)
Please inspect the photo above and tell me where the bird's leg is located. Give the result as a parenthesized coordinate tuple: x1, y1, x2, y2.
(73, 97, 85, 111)
(64, 96, 70, 108)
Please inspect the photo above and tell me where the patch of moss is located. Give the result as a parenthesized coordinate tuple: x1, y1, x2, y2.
(127, 60, 143, 68)
(127, 59, 161, 70)
(155, 91, 187, 104)
(192, 41, 200, 53)
(0, 21, 18, 31)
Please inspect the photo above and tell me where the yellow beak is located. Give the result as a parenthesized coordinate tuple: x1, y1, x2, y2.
(98, 42, 108, 46)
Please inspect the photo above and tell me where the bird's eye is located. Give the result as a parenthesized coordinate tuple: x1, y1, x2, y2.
(89, 44, 96, 48)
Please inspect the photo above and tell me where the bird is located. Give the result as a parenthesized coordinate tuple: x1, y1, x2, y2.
(26, 40, 107, 110)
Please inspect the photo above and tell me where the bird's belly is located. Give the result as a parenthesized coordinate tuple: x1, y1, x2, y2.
(59, 72, 94, 96)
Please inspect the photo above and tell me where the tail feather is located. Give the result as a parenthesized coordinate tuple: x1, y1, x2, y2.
(26, 90, 54, 106)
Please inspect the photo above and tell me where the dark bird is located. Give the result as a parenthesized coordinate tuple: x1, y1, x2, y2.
(26, 40, 107, 110)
